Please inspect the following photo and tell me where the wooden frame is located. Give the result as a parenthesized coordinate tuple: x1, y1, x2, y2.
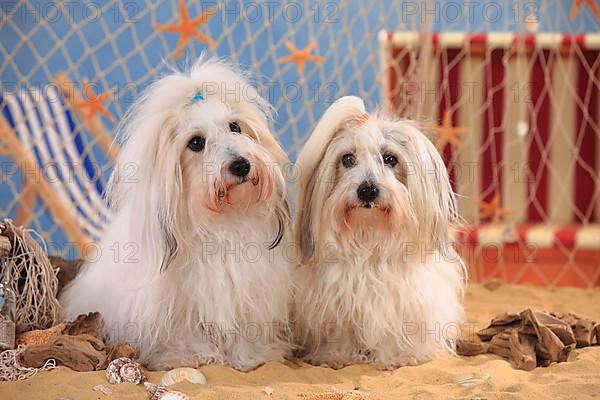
(0, 115, 91, 250)
(0, 75, 120, 251)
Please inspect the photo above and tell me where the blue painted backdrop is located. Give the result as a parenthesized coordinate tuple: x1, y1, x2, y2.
(0, 0, 598, 253)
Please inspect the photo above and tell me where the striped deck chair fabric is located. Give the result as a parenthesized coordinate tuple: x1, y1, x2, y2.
(380, 32, 600, 251)
(1, 85, 110, 242)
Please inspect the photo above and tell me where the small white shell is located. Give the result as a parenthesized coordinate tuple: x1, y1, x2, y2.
(144, 382, 189, 400)
(155, 392, 189, 400)
(161, 367, 207, 386)
(263, 386, 274, 396)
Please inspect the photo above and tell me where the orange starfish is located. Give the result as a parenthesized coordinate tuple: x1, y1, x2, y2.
(16, 323, 66, 346)
(70, 80, 115, 124)
(477, 194, 513, 223)
(153, 0, 217, 58)
(570, 0, 600, 20)
(278, 40, 323, 74)
(0, 127, 11, 155)
(431, 111, 466, 151)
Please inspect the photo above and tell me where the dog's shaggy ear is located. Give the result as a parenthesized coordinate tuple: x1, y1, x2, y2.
(295, 96, 366, 264)
(389, 121, 458, 245)
(106, 75, 191, 274)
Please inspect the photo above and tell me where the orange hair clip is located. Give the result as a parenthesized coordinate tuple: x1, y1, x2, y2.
(353, 113, 369, 125)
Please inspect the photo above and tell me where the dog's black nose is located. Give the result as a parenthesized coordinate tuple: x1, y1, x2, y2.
(228, 157, 251, 178)
(357, 182, 379, 203)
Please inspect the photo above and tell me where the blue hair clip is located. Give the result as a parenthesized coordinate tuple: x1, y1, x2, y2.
(190, 90, 205, 103)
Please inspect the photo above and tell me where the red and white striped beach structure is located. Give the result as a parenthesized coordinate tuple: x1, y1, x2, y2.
(380, 32, 600, 287)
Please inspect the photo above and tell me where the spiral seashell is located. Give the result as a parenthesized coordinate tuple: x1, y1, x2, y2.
(161, 367, 207, 386)
(106, 357, 146, 384)
(144, 382, 190, 400)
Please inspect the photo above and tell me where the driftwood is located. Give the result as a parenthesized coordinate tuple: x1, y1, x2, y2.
(520, 309, 573, 364)
(477, 321, 521, 341)
(552, 312, 597, 348)
(508, 330, 537, 371)
(19, 334, 106, 372)
(61, 311, 103, 338)
(18, 312, 135, 372)
(476, 311, 522, 341)
(48, 256, 84, 295)
(488, 330, 512, 359)
(456, 338, 488, 356)
(458, 307, 598, 371)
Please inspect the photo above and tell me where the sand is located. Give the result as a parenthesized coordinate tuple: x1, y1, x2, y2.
(1, 282, 600, 399)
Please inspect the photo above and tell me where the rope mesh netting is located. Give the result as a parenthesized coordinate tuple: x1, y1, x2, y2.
(0, 1, 599, 285)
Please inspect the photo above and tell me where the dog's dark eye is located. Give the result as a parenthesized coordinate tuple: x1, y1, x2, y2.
(341, 153, 356, 168)
(229, 121, 242, 134)
(383, 153, 398, 167)
(187, 136, 206, 152)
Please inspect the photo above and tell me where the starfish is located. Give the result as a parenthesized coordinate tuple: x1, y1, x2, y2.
(153, 0, 217, 59)
(278, 40, 323, 74)
(16, 323, 66, 346)
(0, 127, 10, 155)
(70, 80, 115, 124)
(477, 194, 513, 223)
(570, 0, 600, 20)
(431, 111, 466, 151)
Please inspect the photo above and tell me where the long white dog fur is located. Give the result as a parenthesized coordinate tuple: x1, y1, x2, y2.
(292, 96, 466, 369)
(60, 58, 293, 371)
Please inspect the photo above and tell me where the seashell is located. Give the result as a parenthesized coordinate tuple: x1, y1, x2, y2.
(454, 372, 490, 388)
(144, 382, 190, 400)
(161, 367, 207, 386)
(263, 386, 274, 396)
(92, 384, 113, 395)
(106, 357, 146, 384)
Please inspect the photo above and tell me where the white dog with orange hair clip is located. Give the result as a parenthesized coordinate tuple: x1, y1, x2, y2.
(293, 96, 466, 369)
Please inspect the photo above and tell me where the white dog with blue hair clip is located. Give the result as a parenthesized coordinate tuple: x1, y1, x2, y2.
(61, 57, 293, 371)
